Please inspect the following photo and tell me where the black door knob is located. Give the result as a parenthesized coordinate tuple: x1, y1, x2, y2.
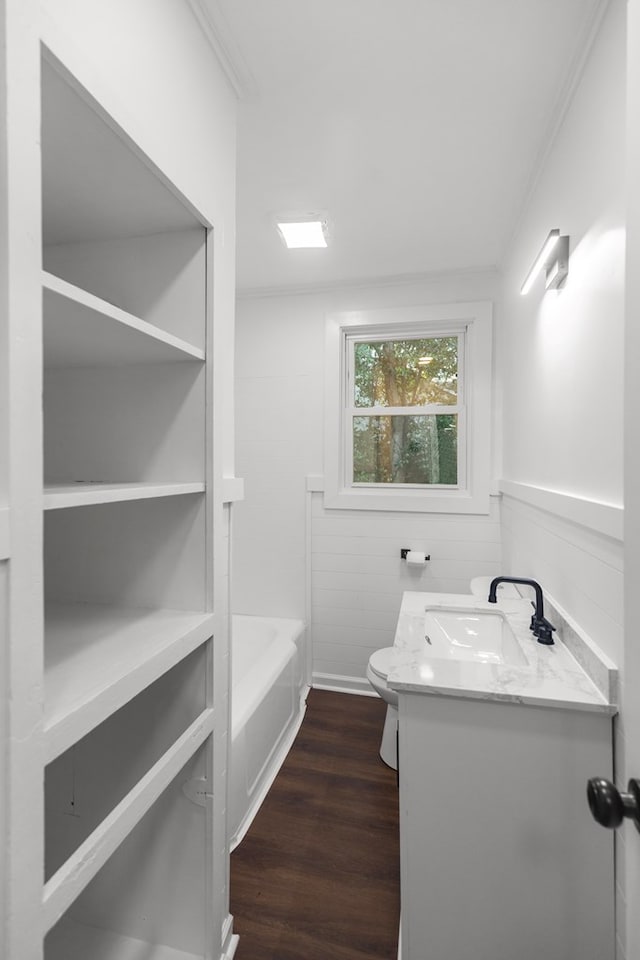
(587, 777, 640, 832)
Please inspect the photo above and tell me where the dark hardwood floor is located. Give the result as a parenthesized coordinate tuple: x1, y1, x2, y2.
(230, 688, 400, 960)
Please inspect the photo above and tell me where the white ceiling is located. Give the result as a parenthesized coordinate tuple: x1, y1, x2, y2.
(208, 0, 604, 293)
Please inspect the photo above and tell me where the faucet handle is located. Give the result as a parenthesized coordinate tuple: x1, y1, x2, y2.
(534, 621, 555, 644)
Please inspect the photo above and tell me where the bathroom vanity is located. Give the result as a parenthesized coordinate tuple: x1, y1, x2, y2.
(389, 590, 617, 960)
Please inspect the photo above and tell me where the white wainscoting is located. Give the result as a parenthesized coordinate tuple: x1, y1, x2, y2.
(500, 486, 623, 667)
(310, 492, 503, 691)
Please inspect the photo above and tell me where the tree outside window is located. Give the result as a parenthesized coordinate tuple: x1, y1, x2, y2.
(349, 335, 461, 486)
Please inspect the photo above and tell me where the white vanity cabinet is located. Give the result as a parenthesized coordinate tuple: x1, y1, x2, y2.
(397, 691, 615, 960)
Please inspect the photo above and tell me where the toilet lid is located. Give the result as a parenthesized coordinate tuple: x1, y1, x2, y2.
(369, 647, 397, 680)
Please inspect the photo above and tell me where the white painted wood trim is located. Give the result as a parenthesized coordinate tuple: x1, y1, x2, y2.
(312, 672, 377, 697)
(44, 606, 214, 763)
(43, 481, 205, 510)
(237, 265, 501, 301)
(324, 302, 493, 514)
(222, 476, 245, 503)
(43, 707, 215, 933)
(507, 0, 611, 247)
(186, 0, 256, 100)
(220, 914, 239, 960)
(306, 475, 324, 492)
(0, 508, 9, 560)
(42, 271, 205, 365)
(499, 479, 623, 541)
(46, 916, 207, 960)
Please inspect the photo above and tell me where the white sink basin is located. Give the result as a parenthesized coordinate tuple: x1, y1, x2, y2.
(423, 606, 528, 667)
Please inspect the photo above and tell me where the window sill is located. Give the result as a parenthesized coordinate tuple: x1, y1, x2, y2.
(321, 482, 491, 515)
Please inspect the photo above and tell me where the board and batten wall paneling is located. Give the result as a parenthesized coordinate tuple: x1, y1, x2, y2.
(233, 272, 502, 627)
(500, 491, 623, 666)
(311, 493, 502, 689)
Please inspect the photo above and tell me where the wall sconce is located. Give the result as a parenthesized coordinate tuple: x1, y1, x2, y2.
(520, 229, 569, 295)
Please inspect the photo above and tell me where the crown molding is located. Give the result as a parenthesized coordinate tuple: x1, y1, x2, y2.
(237, 265, 501, 300)
(503, 0, 612, 254)
(187, 0, 257, 100)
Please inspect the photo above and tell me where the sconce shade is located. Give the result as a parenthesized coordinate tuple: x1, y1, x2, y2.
(520, 229, 560, 295)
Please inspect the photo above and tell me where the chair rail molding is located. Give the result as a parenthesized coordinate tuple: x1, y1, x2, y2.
(499, 479, 623, 541)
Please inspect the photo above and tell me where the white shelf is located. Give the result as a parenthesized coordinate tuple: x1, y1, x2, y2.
(44, 706, 214, 932)
(43, 272, 205, 366)
(47, 918, 204, 960)
(45, 603, 214, 763)
(43, 482, 205, 511)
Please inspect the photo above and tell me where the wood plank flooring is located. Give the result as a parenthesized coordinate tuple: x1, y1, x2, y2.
(230, 688, 400, 960)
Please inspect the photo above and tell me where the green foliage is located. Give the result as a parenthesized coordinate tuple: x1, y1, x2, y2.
(351, 335, 459, 485)
(353, 415, 457, 485)
(354, 336, 458, 408)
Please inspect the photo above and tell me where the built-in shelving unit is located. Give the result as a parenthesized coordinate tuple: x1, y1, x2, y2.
(39, 52, 216, 959)
(43, 271, 205, 366)
(47, 917, 205, 960)
(44, 604, 214, 763)
(43, 482, 205, 510)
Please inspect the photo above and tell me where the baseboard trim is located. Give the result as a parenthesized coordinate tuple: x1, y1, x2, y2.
(313, 672, 377, 697)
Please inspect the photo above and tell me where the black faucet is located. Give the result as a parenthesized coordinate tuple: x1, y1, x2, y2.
(487, 576, 556, 645)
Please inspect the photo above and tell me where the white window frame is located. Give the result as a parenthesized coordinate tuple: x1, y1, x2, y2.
(324, 301, 493, 513)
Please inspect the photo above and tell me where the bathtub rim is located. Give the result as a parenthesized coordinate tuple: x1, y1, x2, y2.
(229, 614, 309, 851)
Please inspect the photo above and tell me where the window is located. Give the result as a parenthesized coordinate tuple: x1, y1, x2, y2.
(324, 302, 492, 513)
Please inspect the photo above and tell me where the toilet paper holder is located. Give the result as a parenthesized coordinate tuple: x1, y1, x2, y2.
(400, 548, 431, 562)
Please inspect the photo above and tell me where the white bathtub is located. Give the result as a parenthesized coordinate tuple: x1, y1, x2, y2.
(228, 614, 308, 850)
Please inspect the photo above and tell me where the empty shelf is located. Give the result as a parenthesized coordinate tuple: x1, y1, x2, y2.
(43, 708, 214, 933)
(43, 272, 205, 366)
(44, 482, 205, 510)
(45, 603, 213, 763)
(47, 918, 205, 960)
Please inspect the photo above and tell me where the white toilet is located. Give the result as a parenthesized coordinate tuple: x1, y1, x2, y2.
(367, 578, 523, 771)
(366, 646, 399, 770)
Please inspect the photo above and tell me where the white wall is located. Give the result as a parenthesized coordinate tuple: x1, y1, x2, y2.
(500, 2, 626, 956)
(233, 270, 502, 687)
(499, 0, 625, 665)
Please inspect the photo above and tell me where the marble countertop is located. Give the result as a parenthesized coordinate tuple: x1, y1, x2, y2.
(387, 591, 617, 715)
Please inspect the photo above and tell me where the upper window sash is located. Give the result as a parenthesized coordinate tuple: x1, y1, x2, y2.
(345, 329, 465, 413)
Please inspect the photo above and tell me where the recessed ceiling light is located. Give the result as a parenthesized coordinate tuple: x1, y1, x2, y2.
(276, 218, 328, 249)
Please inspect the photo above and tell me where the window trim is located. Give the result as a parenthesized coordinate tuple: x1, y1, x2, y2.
(324, 301, 493, 513)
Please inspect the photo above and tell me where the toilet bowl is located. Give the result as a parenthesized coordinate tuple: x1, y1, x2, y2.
(366, 647, 399, 770)
(368, 579, 521, 772)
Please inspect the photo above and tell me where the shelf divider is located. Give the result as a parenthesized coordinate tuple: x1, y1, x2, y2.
(47, 917, 205, 960)
(44, 482, 205, 511)
(43, 271, 205, 366)
(43, 707, 215, 934)
(45, 604, 214, 764)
